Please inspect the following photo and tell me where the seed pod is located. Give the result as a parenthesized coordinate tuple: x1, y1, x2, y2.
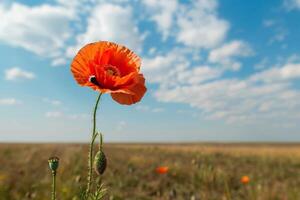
(94, 150, 107, 175)
(48, 156, 59, 172)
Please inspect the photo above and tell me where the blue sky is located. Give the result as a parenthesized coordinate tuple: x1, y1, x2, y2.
(1, 0, 300, 142)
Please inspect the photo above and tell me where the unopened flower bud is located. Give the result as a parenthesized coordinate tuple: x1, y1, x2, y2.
(94, 151, 107, 175)
(48, 156, 59, 173)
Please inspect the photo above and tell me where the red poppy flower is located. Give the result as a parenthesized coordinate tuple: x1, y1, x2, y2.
(71, 41, 147, 105)
(240, 175, 250, 184)
(156, 166, 169, 174)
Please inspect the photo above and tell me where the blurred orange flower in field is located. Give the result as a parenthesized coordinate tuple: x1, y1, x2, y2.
(71, 41, 147, 105)
(156, 166, 169, 174)
(240, 175, 250, 184)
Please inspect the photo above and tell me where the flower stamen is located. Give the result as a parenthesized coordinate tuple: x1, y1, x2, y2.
(104, 65, 120, 77)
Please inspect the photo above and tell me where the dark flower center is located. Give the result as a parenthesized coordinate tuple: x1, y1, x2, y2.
(89, 75, 100, 86)
(88, 64, 120, 87)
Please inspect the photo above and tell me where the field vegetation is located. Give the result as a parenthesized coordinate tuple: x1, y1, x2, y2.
(0, 143, 299, 200)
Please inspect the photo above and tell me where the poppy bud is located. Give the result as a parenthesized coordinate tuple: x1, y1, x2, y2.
(94, 150, 107, 175)
(48, 156, 59, 173)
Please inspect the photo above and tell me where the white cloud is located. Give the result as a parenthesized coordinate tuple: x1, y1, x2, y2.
(209, 41, 253, 62)
(137, 0, 300, 125)
(0, 2, 74, 59)
(148, 47, 157, 56)
(135, 105, 164, 113)
(45, 110, 89, 120)
(250, 63, 300, 82)
(142, 0, 178, 40)
(55, 0, 87, 9)
(0, 98, 21, 105)
(153, 58, 300, 123)
(1, 0, 300, 128)
(141, 1, 255, 121)
(5, 67, 35, 81)
(43, 98, 62, 106)
(45, 111, 63, 118)
(176, 66, 222, 84)
(0, 1, 144, 65)
(135, 105, 150, 111)
(263, 19, 276, 27)
(143, 49, 189, 86)
(208, 40, 253, 71)
(51, 58, 68, 67)
(142, 0, 229, 49)
(143, 48, 223, 86)
(66, 3, 142, 58)
(176, 0, 229, 49)
(155, 79, 300, 123)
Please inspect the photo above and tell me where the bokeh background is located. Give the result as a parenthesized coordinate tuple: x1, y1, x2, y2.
(1, 0, 300, 143)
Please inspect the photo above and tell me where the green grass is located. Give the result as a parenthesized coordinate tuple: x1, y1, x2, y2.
(0, 143, 299, 200)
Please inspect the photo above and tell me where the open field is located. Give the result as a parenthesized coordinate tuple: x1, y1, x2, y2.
(0, 143, 300, 200)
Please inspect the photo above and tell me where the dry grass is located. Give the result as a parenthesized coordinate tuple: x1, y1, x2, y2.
(0, 143, 300, 200)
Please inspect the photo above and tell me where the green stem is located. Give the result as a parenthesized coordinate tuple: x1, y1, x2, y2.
(52, 171, 56, 200)
(86, 93, 102, 194)
(224, 177, 231, 200)
(99, 133, 103, 151)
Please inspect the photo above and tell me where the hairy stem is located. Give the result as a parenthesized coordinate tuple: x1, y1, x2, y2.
(99, 133, 103, 151)
(86, 93, 102, 194)
(52, 172, 56, 200)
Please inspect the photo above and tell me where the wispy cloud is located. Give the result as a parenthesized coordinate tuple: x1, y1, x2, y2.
(43, 98, 62, 106)
(45, 110, 89, 120)
(250, 63, 300, 82)
(5, 67, 35, 81)
(0, 98, 22, 106)
(155, 58, 300, 124)
(269, 28, 288, 44)
(45, 111, 63, 118)
(135, 105, 164, 113)
(0, 98, 22, 105)
(283, 0, 300, 10)
(262, 19, 288, 44)
(254, 58, 270, 70)
(263, 19, 276, 27)
(208, 40, 253, 71)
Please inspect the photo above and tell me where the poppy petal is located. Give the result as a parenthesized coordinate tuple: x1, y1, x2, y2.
(110, 45, 141, 76)
(111, 74, 146, 105)
(99, 49, 112, 65)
